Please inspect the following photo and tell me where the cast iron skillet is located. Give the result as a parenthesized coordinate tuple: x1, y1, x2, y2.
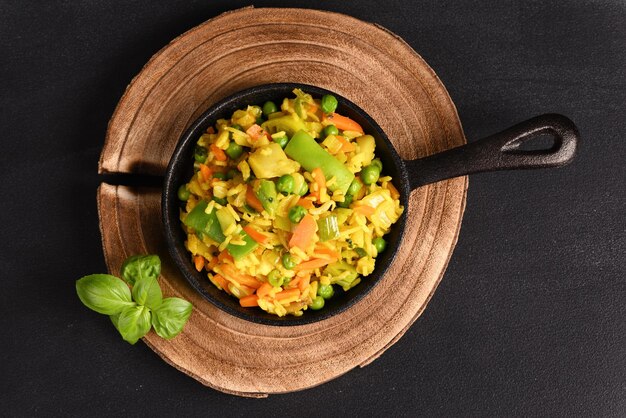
(162, 83, 579, 326)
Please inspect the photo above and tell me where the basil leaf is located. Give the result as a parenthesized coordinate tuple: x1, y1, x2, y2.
(120, 255, 161, 286)
(110, 313, 120, 330)
(76, 274, 134, 315)
(116, 305, 152, 345)
(132, 276, 163, 309)
(151, 298, 193, 340)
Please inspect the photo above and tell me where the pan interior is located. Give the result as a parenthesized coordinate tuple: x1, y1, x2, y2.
(162, 83, 410, 326)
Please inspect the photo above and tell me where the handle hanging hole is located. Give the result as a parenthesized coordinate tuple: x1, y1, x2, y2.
(502, 128, 562, 155)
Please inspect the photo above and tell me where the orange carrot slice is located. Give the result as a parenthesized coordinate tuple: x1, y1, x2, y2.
(257, 282, 273, 298)
(246, 185, 265, 213)
(210, 144, 227, 161)
(388, 183, 400, 200)
(354, 205, 375, 216)
(314, 245, 340, 260)
(337, 136, 356, 152)
(239, 294, 259, 307)
(246, 124, 264, 141)
(220, 264, 262, 289)
(212, 274, 231, 294)
(298, 275, 310, 291)
(238, 284, 256, 296)
(297, 197, 315, 210)
(217, 250, 234, 264)
(275, 288, 300, 301)
(289, 214, 317, 250)
(206, 256, 218, 270)
(199, 164, 212, 182)
(242, 225, 269, 244)
(288, 275, 302, 289)
(294, 258, 334, 272)
(193, 255, 205, 272)
(322, 113, 364, 134)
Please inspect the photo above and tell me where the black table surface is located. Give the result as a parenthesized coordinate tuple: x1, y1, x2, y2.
(2, 1, 624, 416)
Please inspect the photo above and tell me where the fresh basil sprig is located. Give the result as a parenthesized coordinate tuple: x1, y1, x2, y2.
(151, 298, 194, 340)
(120, 254, 161, 285)
(132, 275, 163, 309)
(116, 305, 152, 344)
(76, 274, 135, 315)
(76, 255, 192, 344)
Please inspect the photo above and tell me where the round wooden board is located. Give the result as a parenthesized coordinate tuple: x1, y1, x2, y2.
(97, 7, 467, 397)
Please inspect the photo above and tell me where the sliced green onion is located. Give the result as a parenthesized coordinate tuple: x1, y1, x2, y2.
(317, 214, 339, 242)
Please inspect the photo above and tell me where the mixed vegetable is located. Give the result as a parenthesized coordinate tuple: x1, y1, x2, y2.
(178, 89, 403, 316)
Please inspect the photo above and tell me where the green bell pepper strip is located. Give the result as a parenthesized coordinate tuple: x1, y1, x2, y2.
(284, 130, 355, 195)
(183, 200, 225, 243)
(225, 233, 258, 260)
(183, 200, 257, 259)
(256, 180, 278, 216)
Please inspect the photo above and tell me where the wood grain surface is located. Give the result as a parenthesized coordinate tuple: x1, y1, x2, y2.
(97, 7, 467, 396)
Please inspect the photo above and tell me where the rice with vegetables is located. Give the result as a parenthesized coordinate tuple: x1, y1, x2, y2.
(177, 89, 403, 316)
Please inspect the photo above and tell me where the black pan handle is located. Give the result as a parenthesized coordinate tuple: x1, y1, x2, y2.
(405, 114, 579, 189)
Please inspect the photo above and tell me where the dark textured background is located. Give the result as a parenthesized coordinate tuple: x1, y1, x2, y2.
(1, 1, 624, 416)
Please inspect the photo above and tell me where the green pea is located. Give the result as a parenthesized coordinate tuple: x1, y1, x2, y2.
(194, 145, 208, 163)
(318, 284, 334, 300)
(371, 158, 383, 172)
(231, 124, 243, 131)
(274, 135, 289, 149)
(276, 175, 295, 195)
(267, 269, 284, 287)
(297, 181, 309, 197)
(256, 116, 265, 125)
(177, 184, 190, 201)
(321, 94, 338, 114)
(282, 253, 296, 270)
(225, 141, 243, 159)
(347, 179, 362, 197)
(310, 296, 325, 310)
(289, 205, 307, 223)
(337, 194, 353, 208)
(226, 169, 238, 180)
(373, 237, 387, 254)
(212, 172, 227, 180)
(354, 247, 367, 258)
(323, 124, 339, 138)
(282, 276, 292, 286)
(262, 101, 278, 116)
(212, 196, 227, 206)
(361, 164, 380, 185)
